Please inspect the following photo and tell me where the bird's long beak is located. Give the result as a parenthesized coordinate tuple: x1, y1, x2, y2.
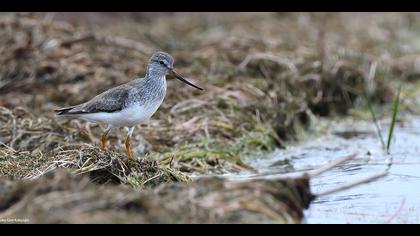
(168, 70, 203, 91)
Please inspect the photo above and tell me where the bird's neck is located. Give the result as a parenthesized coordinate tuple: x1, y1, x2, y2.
(145, 67, 166, 80)
(144, 67, 167, 97)
(143, 72, 167, 90)
(142, 74, 167, 101)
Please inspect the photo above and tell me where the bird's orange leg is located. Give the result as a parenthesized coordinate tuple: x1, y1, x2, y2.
(101, 127, 111, 150)
(125, 136, 133, 158)
(125, 127, 135, 158)
(101, 132, 108, 149)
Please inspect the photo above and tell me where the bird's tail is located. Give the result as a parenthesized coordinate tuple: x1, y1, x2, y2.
(54, 106, 77, 116)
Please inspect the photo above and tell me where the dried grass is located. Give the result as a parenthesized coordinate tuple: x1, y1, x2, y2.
(0, 168, 312, 223)
(1, 12, 419, 184)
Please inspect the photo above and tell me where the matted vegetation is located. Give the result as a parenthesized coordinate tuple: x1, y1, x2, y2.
(0, 168, 313, 223)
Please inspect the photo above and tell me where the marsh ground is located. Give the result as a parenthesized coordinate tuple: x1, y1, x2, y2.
(1, 12, 420, 223)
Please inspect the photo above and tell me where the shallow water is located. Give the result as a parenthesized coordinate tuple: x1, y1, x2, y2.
(222, 115, 420, 224)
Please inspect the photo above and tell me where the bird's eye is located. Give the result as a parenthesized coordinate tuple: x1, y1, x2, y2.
(159, 61, 165, 65)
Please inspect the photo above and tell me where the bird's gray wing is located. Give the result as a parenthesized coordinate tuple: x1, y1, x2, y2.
(55, 83, 132, 115)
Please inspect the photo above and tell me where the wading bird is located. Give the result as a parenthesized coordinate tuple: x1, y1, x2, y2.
(55, 51, 203, 158)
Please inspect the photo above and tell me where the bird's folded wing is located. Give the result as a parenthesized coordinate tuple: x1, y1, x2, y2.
(56, 84, 131, 115)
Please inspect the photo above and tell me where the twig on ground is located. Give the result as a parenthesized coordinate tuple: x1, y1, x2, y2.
(60, 33, 152, 54)
(315, 170, 388, 197)
(238, 53, 299, 75)
(307, 153, 357, 178)
(384, 198, 406, 224)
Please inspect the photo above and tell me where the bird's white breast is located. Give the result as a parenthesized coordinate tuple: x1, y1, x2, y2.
(80, 99, 164, 127)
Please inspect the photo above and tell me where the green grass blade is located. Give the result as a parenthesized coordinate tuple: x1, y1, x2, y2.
(386, 84, 402, 154)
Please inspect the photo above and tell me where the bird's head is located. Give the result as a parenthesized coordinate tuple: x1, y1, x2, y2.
(148, 51, 203, 90)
